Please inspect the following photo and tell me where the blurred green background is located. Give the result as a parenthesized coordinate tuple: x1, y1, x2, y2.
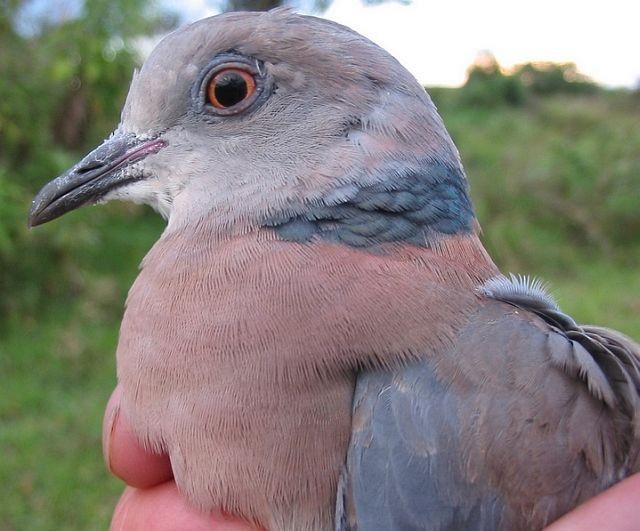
(1, 0, 638, 529)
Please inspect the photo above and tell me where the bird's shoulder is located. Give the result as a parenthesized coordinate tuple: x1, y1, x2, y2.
(479, 273, 640, 418)
(341, 274, 640, 530)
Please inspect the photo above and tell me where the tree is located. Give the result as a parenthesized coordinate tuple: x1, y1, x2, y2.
(461, 52, 526, 107)
(219, 0, 407, 13)
(513, 62, 597, 95)
(0, 0, 178, 323)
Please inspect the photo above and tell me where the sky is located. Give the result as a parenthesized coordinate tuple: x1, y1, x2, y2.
(174, 0, 639, 88)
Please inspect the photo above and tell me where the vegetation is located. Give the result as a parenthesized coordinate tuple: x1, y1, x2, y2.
(220, 0, 406, 12)
(1, 2, 639, 530)
(459, 51, 598, 107)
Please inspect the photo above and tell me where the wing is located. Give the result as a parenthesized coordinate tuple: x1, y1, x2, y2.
(339, 276, 640, 531)
(339, 359, 506, 531)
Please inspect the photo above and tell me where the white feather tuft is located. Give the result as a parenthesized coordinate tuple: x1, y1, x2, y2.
(481, 273, 560, 311)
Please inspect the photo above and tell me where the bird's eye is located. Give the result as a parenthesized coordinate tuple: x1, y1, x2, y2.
(196, 55, 267, 117)
(207, 68, 257, 110)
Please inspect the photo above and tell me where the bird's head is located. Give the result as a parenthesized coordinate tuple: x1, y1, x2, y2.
(29, 9, 475, 248)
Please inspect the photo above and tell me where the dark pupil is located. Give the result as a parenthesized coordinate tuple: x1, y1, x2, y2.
(215, 73, 248, 107)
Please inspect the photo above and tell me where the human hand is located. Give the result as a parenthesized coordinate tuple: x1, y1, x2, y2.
(103, 385, 640, 530)
(543, 472, 640, 530)
(103, 386, 258, 530)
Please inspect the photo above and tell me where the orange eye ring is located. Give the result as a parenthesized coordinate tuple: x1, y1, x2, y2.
(206, 68, 257, 110)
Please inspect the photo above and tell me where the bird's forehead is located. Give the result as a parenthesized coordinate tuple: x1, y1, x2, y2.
(150, 10, 390, 73)
(121, 10, 420, 133)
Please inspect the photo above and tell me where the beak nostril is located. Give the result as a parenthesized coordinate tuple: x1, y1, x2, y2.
(76, 162, 104, 175)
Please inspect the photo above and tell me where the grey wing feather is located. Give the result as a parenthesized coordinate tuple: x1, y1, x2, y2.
(486, 274, 640, 439)
(342, 362, 506, 531)
(342, 275, 640, 530)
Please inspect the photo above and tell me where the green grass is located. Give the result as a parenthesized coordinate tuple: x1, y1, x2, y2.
(551, 260, 640, 337)
(1, 209, 164, 531)
(1, 312, 120, 530)
(1, 91, 639, 529)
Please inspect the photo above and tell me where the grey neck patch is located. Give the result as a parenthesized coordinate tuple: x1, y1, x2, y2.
(263, 160, 475, 248)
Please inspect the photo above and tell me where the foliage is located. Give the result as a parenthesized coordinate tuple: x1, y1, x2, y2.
(460, 51, 527, 107)
(460, 52, 598, 107)
(0, 0, 177, 327)
(221, 0, 288, 10)
(219, 0, 408, 13)
(515, 61, 598, 96)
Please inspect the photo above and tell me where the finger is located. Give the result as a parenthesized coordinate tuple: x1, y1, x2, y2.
(544, 473, 640, 531)
(103, 385, 173, 488)
(110, 483, 260, 531)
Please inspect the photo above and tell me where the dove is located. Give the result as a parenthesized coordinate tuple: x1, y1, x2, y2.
(29, 9, 640, 531)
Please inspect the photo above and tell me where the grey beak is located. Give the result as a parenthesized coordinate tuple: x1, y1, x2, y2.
(28, 133, 166, 227)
